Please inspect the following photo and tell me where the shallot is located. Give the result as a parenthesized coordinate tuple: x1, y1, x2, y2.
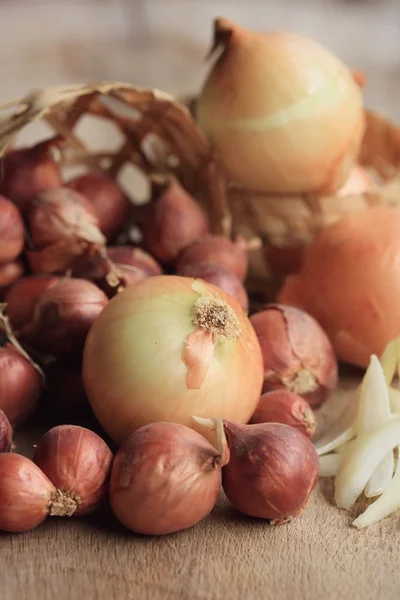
(33, 425, 113, 516)
(110, 422, 227, 535)
(0, 137, 63, 214)
(68, 171, 131, 240)
(141, 174, 209, 264)
(250, 304, 338, 407)
(176, 235, 248, 281)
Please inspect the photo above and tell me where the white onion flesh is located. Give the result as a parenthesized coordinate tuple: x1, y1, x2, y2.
(335, 417, 400, 510)
(356, 356, 394, 497)
(319, 454, 341, 477)
(352, 457, 400, 529)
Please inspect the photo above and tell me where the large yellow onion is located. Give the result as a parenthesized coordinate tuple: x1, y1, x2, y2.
(278, 206, 400, 368)
(197, 18, 365, 194)
(83, 275, 263, 443)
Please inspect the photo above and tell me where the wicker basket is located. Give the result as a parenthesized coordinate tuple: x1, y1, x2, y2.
(1, 82, 400, 299)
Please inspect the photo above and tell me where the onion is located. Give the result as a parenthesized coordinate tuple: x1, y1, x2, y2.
(26, 187, 106, 274)
(197, 18, 365, 194)
(250, 304, 338, 407)
(110, 422, 227, 535)
(0, 137, 63, 214)
(19, 278, 108, 358)
(141, 175, 209, 264)
(67, 171, 131, 240)
(250, 390, 316, 439)
(335, 417, 400, 510)
(83, 275, 263, 443)
(278, 206, 400, 367)
(0, 196, 24, 264)
(176, 235, 248, 282)
(178, 262, 248, 312)
(355, 356, 393, 497)
(5, 276, 59, 330)
(0, 310, 43, 425)
(197, 417, 319, 522)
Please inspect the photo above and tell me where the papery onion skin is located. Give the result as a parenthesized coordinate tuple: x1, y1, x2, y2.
(33, 425, 113, 516)
(19, 278, 108, 358)
(107, 246, 162, 288)
(176, 235, 248, 281)
(197, 19, 365, 194)
(278, 206, 400, 367)
(67, 172, 131, 240)
(178, 262, 248, 312)
(141, 175, 209, 264)
(250, 304, 338, 407)
(0, 137, 63, 215)
(250, 390, 316, 439)
(27, 187, 105, 275)
(0, 196, 25, 264)
(0, 410, 12, 453)
(83, 275, 263, 443)
(0, 344, 43, 426)
(110, 422, 223, 535)
(0, 454, 54, 532)
(0, 261, 24, 294)
(5, 276, 60, 331)
(222, 420, 319, 521)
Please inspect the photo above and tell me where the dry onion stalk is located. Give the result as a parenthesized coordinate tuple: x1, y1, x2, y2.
(317, 337, 400, 528)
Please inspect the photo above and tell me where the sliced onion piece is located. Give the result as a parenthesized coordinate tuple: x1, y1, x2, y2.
(315, 393, 357, 456)
(389, 387, 400, 413)
(335, 417, 400, 510)
(356, 356, 394, 497)
(319, 454, 341, 477)
(352, 455, 400, 529)
(380, 338, 400, 385)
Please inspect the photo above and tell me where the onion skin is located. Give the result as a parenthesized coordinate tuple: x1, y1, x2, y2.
(222, 421, 319, 521)
(110, 422, 223, 535)
(107, 246, 162, 288)
(250, 390, 316, 439)
(83, 275, 263, 443)
(0, 344, 43, 426)
(33, 425, 113, 516)
(0, 454, 54, 532)
(19, 278, 108, 358)
(5, 276, 60, 331)
(176, 235, 248, 281)
(0, 196, 24, 264)
(250, 304, 337, 408)
(67, 172, 131, 240)
(197, 19, 364, 194)
(278, 206, 400, 367)
(141, 175, 209, 264)
(0, 137, 63, 215)
(27, 187, 105, 274)
(0, 410, 12, 453)
(178, 262, 248, 312)
(0, 261, 24, 294)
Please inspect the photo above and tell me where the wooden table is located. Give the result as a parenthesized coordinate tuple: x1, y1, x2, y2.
(2, 376, 400, 600)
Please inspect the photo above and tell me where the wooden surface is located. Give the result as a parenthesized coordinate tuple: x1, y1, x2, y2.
(2, 374, 400, 600)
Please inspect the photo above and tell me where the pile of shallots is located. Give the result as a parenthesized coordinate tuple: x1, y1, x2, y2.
(0, 134, 339, 536)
